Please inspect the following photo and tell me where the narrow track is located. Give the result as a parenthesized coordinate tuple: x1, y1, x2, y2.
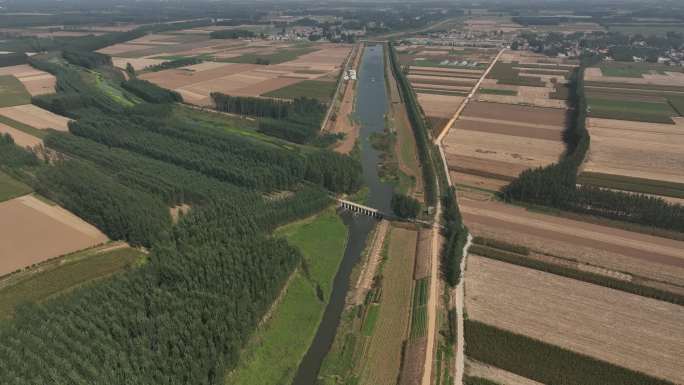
(422, 47, 504, 385)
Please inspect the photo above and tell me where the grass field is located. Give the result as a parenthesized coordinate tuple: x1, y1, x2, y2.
(578, 171, 684, 199)
(587, 96, 676, 123)
(224, 47, 318, 65)
(0, 244, 144, 319)
(0, 75, 31, 107)
(225, 208, 347, 385)
(263, 79, 337, 102)
(0, 170, 32, 202)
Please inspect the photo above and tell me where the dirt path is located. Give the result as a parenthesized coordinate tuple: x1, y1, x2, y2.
(428, 48, 504, 385)
(420, 203, 443, 385)
(453, 233, 472, 384)
(330, 43, 363, 154)
(351, 219, 389, 305)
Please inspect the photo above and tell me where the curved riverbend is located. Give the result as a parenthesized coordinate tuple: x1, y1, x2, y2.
(291, 44, 394, 385)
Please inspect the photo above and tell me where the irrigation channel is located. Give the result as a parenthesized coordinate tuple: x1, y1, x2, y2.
(291, 44, 395, 384)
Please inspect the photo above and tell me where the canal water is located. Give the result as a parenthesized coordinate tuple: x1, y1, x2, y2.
(291, 44, 395, 384)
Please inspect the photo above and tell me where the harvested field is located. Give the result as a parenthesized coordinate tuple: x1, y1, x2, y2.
(112, 57, 167, 71)
(0, 104, 71, 131)
(138, 43, 350, 107)
(417, 93, 465, 118)
(584, 117, 684, 185)
(357, 227, 417, 385)
(465, 359, 543, 385)
(460, 198, 684, 286)
(454, 118, 563, 141)
(463, 101, 567, 126)
(444, 129, 564, 169)
(409, 74, 477, 85)
(0, 195, 108, 277)
(446, 155, 526, 180)
(413, 228, 432, 279)
(0, 65, 54, 92)
(585, 67, 684, 86)
(450, 171, 508, 192)
(412, 83, 471, 92)
(399, 337, 427, 385)
(466, 256, 684, 384)
(0, 122, 41, 148)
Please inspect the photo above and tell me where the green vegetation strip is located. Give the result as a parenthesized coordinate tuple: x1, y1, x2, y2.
(226, 209, 347, 385)
(0, 170, 32, 202)
(465, 320, 675, 385)
(263, 80, 337, 103)
(587, 96, 676, 124)
(578, 172, 684, 199)
(409, 277, 429, 338)
(487, 62, 546, 87)
(469, 243, 684, 305)
(223, 47, 318, 65)
(0, 246, 144, 319)
(478, 88, 517, 96)
(361, 304, 381, 336)
(0, 114, 47, 139)
(0, 75, 31, 107)
(464, 376, 501, 385)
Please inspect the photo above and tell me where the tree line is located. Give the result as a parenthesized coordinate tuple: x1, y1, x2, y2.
(212, 92, 339, 145)
(503, 60, 684, 233)
(387, 42, 437, 206)
(210, 29, 256, 39)
(62, 49, 112, 69)
(122, 78, 183, 104)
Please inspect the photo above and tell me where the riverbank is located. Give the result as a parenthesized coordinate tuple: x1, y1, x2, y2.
(224, 208, 348, 385)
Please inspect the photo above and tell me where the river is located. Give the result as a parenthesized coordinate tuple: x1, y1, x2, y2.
(291, 44, 395, 384)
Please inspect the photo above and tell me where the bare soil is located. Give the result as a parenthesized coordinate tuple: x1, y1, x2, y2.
(445, 155, 527, 180)
(463, 101, 568, 126)
(450, 171, 509, 192)
(460, 198, 684, 286)
(0, 122, 42, 148)
(454, 118, 563, 141)
(443, 128, 565, 169)
(0, 104, 70, 131)
(465, 359, 543, 385)
(416, 93, 465, 118)
(584, 117, 684, 184)
(0, 195, 108, 276)
(466, 256, 684, 384)
(359, 227, 417, 385)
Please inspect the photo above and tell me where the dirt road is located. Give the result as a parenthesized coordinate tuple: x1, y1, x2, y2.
(426, 48, 504, 385)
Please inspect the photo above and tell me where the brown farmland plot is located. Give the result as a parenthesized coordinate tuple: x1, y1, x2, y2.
(466, 256, 684, 384)
(0, 104, 71, 131)
(358, 227, 417, 385)
(460, 198, 684, 287)
(0, 195, 108, 277)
